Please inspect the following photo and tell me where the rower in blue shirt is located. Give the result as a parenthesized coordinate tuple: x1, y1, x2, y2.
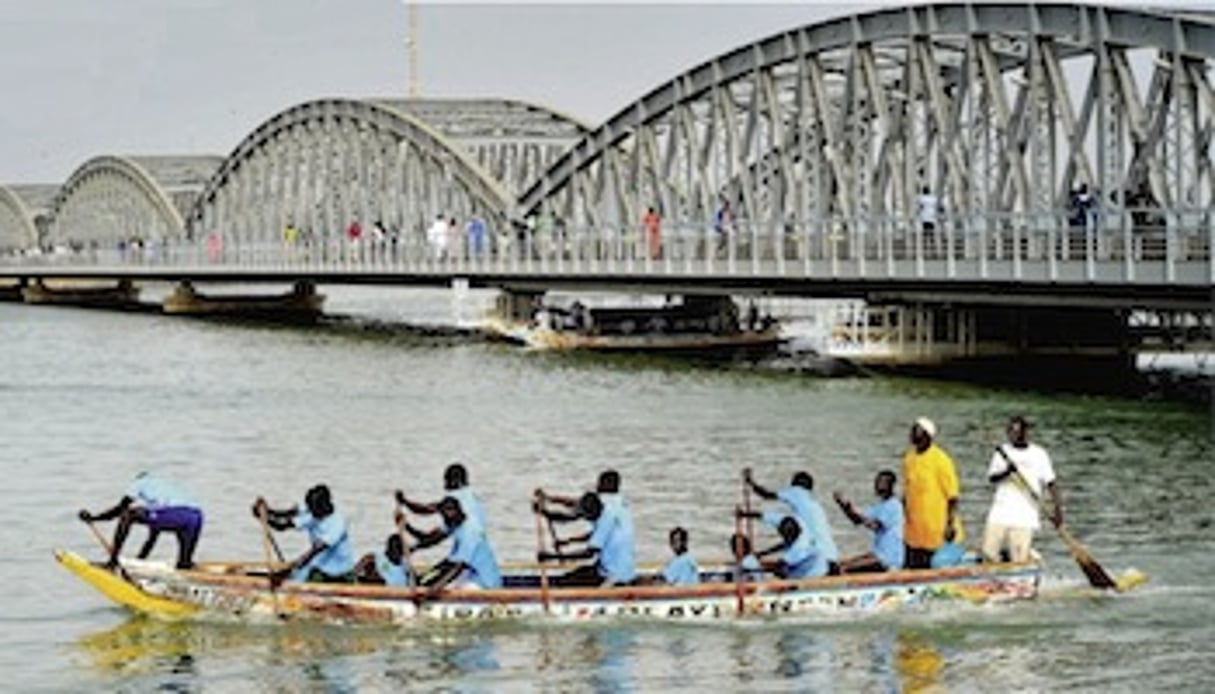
(834, 469, 906, 572)
(255, 484, 355, 584)
(536, 469, 637, 587)
(730, 532, 764, 582)
(397, 463, 489, 537)
(745, 467, 841, 575)
(79, 471, 204, 570)
(661, 526, 700, 585)
(407, 497, 501, 591)
(354, 533, 412, 587)
(748, 516, 821, 579)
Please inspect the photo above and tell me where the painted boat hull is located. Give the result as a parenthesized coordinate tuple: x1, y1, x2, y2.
(484, 318, 783, 354)
(57, 550, 1043, 625)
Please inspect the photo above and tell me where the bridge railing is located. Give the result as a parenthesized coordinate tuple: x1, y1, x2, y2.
(4, 206, 1211, 285)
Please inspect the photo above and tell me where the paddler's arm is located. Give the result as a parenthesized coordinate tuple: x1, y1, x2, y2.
(538, 547, 596, 563)
(395, 490, 438, 515)
(535, 488, 578, 509)
(272, 540, 328, 586)
(404, 523, 447, 550)
(420, 560, 466, 597)
(944, 497, 959, 542)
(743, 468, 777, 500)
(251, 498, 297, 531)
(80, 496, 134, 523)
(1046, 481, 1064, 527)
(833, 492, 879, 531)
(989, 447, 1018, 483)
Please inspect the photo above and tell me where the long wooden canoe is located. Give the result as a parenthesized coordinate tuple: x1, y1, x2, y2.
(57, 550, 1046, 625)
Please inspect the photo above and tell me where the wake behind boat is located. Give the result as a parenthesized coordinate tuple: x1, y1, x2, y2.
(57, 549, 1048, 625)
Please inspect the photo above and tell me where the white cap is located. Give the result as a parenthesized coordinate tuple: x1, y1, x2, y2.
(915, 417, 937, 438)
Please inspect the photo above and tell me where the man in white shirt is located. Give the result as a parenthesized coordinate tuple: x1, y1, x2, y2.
(982, 416, 1064, 563)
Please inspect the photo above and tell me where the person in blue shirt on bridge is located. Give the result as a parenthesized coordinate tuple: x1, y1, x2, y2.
(79, 471, 205, 571)
(397, 463, 489, 538)
(661, 526, 700, 586)
(833, 469, 906, 573)
(536, 469, 637, 586)
(407, 496, 501, 591)
(744, 467, 841, 575)
(254, 484, 355, 584)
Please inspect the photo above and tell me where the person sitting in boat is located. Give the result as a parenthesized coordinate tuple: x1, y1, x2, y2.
(78, 471, 204, 571)
(832, 469, 906, 573)
(735, 507, 829, 578)
(660, 526, 700, 585)
(354, 533, 411, 587)
(743, 468, 841, 575)
(749, 515, 824, 580)
(536, 470, 637, 587)
(254, 484, 355, 585)
(729, 532, 764, 582)
(396, 463, 489, 539)
(406, 497, 501, 591)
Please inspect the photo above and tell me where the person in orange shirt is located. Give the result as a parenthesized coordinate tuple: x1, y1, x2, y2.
(901, 417, 963, 568)
(642, 207, 662, 260)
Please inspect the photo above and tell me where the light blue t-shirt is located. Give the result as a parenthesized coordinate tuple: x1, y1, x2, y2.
(448, 517, 502, 589)
(782, 529, 824, 579)
(864, 497, 906, 570)
(662, 552, 700, 585)
(374, 550, 410, 587)
(292, 508, 355, 581)
(128, 473, 195, 509)
(763, 512, 827, 578)
(589, 494, 637, 584)
(445, 487, 489, 536)
(777, 486, 840, 562)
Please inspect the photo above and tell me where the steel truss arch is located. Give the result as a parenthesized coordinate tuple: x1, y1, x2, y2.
(0, 184, 55, 252)
(519, 3, 1215, 242)
(185, 99, 516, 243)
(48, 156, 219, 248)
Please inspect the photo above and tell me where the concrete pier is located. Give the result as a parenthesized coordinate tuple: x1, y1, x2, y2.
(21, 278, 141, 309)
(162, 281, 324, 321)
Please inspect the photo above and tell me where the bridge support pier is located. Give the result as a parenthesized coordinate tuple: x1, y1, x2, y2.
(162, 280, 324, 322)
(492, 289, 545, 322)
(21, 278, 141, 309)
(0, 276, 26, 302)
(829, 303, 1138, 391)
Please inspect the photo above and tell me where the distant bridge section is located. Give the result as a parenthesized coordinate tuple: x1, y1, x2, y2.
(0, 184, 56, 253)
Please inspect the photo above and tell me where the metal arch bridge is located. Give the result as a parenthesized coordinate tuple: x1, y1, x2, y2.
(2, 2, 1213, 312)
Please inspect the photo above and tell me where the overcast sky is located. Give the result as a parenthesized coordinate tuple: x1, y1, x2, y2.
(0, 1, 874, 184)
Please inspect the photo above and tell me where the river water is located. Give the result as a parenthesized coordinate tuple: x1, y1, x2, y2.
(1, 286, 1212, 692)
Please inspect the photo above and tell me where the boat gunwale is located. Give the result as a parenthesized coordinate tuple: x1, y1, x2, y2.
(127, 557, 1041, 605)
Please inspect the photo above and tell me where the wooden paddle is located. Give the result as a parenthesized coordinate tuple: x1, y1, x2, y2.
(255, 499, 285, 616)
(533, 494, 552, 614)
(394, 504, 418, 587)
(995, 446, 1117, 590)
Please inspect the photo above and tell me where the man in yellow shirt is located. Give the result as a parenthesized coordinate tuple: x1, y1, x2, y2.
(902, 417, 964, 568)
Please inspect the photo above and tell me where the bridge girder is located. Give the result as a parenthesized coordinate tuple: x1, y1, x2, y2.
(519, 3, 1215, 239)
(185, 99, 531, 244)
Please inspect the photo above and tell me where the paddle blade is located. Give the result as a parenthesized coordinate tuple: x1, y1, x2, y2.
(1060, 526, 1117, 590)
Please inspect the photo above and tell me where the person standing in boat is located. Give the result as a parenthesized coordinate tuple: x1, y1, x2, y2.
(78, 471, 204, 571)
(536, 469, 637, 586)
(396, 463, 489, 537)
(743, 468, 841, 575)
(406, 496, 501, 591)
(902, 418, 964, 569)
(253, 484, 355, 584)
(833, 469, 906, 573)
(981, 415, 1062, 564)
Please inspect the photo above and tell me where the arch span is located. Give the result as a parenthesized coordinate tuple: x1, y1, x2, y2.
(48, 155, 221, 248)
(0, 184, 55, 252)
(520, 3, 1215, 242)
(185, 98, 518, 245)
